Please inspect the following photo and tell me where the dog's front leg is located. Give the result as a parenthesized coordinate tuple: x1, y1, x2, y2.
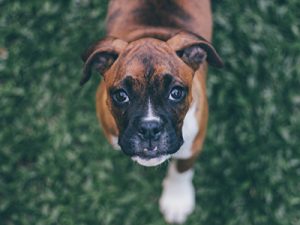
(159, 158, 197, 224)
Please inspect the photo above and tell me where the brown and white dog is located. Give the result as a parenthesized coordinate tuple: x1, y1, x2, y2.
(81, 0, 223, 223)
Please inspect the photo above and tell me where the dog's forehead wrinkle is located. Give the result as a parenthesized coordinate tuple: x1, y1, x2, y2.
(121, 57, 170, 83)
(143, 59, 155, 81)
(127, 39, 171, 58)
(129, 37, 167, 47)
(119, 43, 180, 82)
(145, 71, 153, 82)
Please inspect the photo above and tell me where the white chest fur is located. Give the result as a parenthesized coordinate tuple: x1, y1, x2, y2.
(172, 102, 199, 159)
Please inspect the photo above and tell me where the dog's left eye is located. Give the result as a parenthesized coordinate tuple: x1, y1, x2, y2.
(112, 90, 129, 104)
(169, 87, 186, 102)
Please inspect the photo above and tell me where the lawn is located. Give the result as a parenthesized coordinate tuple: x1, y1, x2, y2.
(0, 0, 299, 224)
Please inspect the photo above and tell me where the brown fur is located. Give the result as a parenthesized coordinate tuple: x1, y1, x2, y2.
(96, 38, 195, 141)
(106, 0, 212, 41)
(91, 0, 219, 172)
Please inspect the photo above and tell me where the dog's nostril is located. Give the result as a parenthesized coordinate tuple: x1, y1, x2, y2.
(139, 127, 147, 136)
(153, 127, 160, 135)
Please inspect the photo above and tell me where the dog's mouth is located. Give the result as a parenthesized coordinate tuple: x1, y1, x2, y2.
(130, 146, 172, 167)
(118, 133, 183, 167)
(132, 154, 171, 167)
(134, 146, 165, 158)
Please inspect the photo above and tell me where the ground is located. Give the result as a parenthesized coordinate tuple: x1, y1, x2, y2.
(0, 0, 300, 224)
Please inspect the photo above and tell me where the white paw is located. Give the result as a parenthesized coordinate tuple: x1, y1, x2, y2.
(159, 163, 195, 224)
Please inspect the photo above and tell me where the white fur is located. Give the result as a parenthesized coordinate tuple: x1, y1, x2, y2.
(159, 161, 195, 224)
(173, 102, 199, 159)
(110, 136, 121, 150)
(143, 98, 161, 122)
(132, 155, 170, 167)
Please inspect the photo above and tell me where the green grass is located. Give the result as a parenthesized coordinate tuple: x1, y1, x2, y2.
(1, 0, 300, 224)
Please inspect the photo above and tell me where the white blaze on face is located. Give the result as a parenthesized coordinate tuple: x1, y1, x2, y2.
(143, 98, 161, 122)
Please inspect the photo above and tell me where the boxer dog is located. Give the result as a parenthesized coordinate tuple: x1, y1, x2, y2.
(81, 0, 223, 223)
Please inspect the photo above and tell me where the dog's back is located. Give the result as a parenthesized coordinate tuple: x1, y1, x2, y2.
(106, 0, 212, 42)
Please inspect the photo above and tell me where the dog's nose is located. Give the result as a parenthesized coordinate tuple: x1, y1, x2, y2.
(138, 120, 163, 141)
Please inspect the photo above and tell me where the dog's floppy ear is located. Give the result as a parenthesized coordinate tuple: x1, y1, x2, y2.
(167, 31, 224, 70)
(80, 37, 128, 86)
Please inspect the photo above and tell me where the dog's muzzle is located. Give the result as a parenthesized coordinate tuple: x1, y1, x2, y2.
(119, 115, 182, 164)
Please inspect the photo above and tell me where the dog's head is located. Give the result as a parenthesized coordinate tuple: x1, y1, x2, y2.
(81, 32, 223, 166)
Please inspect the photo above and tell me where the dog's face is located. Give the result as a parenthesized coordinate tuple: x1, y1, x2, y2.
(81, 32, 223, 166)
(105, 39, 193, 165)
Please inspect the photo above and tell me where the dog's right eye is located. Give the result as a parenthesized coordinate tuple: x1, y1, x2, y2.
(112, 89, 129, 104)
(168, 86, 186, 102)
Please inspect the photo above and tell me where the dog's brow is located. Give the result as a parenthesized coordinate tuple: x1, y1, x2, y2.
(123, 76, 133, 85)
(162, 74, 174, 88)
(121, 75, 145, 95)
(122, 76, 135, 91)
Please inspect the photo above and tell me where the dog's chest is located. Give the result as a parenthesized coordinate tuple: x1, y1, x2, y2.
(173, 102, 199, 159)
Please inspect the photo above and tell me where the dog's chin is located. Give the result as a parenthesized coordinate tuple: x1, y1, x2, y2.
(132, 155, 171, 167)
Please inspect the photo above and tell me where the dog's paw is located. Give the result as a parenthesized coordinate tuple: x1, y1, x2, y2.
(159, 163, 195, 224)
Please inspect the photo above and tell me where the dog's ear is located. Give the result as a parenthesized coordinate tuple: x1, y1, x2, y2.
(80, 37, 128, 86)
(167, 31, 224, 70)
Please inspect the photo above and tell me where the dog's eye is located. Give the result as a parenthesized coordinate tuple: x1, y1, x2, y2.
(112, 90, 129, 104)
(169, 86, 186, 102)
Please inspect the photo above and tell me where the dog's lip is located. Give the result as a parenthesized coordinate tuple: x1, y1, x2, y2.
(132, 155, 170, 167)
(134, 146, 167, 159)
